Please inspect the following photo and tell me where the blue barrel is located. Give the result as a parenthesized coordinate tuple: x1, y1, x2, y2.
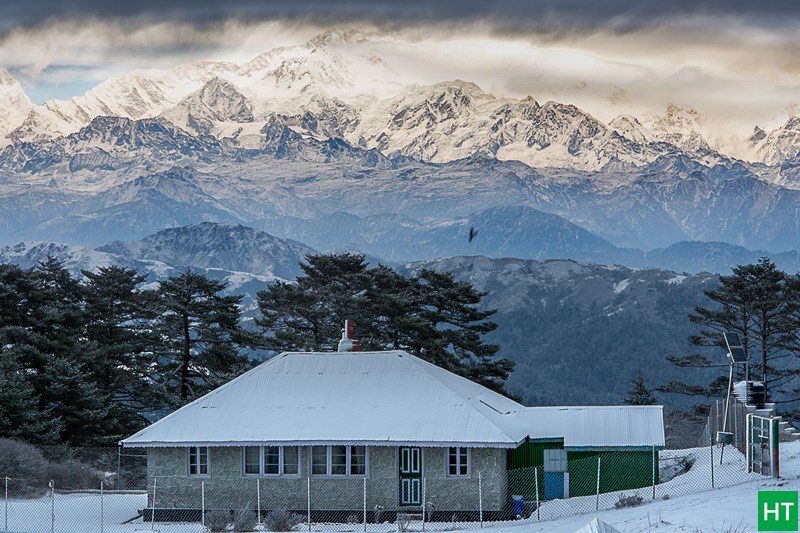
(511, 495, 524, 517)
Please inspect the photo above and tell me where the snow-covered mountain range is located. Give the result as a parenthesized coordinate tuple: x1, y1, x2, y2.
(3, 30, 800, 264)
(1, 31, 797, 171)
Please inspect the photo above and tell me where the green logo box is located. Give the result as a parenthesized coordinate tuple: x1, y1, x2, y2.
(759, 491, 799, 531)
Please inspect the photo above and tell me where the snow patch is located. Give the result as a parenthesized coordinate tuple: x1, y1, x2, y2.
(612, 278, 630, 294)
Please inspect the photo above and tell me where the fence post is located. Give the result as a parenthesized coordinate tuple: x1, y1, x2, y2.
(49, 480, 54, 533)
(201, 481, 205, 528)
(4, 476, 8, 533)
(151, 477, 157, 531)
(422, 478, 427, 531)
(100, 481, 104, 533)
(117, 446, 123, 491)
(478, 471, 483, 528)
(257, 478, 262, 526)
(363, 477, 367, 533)
(307, 477, 311, 532)
(595, 457, 601, 511)
(534, 467, 539, 521)
(651, 445, 656, 500)
(710, 444, 715, 489)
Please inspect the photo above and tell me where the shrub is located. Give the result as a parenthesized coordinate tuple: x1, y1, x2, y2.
(614, 493, 644, 508)
(263, 509, 303, 532)
(233, 509, 258, 532)
(205, 509, 232, 532)
(0, 438, 48, 497)
(46, 460, 105, 490)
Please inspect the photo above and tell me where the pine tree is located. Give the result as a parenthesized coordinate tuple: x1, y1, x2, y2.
(82, 266, 155, 431)
(660, 258, 798, 410)
(256, 254, 515, 394)
(256, 253, 372, 351)
(154, 270, 254, 403)
(624, 371, 658, 405)
(0, 351, 61, 443)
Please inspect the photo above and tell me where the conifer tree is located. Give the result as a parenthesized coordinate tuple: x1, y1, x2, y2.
(624, 371, 658, 405)
(82, 266, 156, 431)
(660, 258, 798, 410)
(256, 253, 515, 394)
(154, 270, 254, 403)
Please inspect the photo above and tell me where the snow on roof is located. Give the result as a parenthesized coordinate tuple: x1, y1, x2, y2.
(122, 350, 527, 448)
(121, 350, 665, 450)
(511, 405, 665, 449)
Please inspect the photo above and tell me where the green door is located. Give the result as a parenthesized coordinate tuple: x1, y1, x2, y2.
(399, 447, 422, 506)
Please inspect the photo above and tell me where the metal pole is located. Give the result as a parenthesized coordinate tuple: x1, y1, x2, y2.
(595, 457, 601, 511)
(710, 444, 715, 489)
(746, 414, 752, 472)
(100, 481, 104, 533)
(201, 481, 205, 528)
(422, 478, 427, 531)
(4, 476, 8, 533)
(117, 446, 122, 490)
(307, 477, 311, 532)
(363, 477, 367, 533)
(257, 478, 261, 526)
(534, 467, 539, 521)
(151, 477, 157, 530)
(478, 472, 483, 528)
(49, 480, 54, 533)
(651, 446, 656, 500)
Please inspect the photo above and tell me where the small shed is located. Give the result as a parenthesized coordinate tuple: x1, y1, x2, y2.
(506, 406, 665, 499)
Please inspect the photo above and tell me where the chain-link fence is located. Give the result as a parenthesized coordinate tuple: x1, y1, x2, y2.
(2, 444, 766, 533)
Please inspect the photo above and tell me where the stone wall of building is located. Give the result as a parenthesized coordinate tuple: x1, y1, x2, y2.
(145, 445, 508, 512)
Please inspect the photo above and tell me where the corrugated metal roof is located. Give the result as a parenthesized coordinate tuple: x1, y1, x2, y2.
(122, 350, 526, 448)
(510, 405, 665, 449)
(121, 350, 664, 449)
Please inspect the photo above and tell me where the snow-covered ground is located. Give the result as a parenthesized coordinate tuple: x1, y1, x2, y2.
(5, 442, 798, 533)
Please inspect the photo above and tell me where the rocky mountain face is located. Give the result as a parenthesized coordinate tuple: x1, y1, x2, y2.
(97, 221, 315, 280)
(409, 255, 720, 406)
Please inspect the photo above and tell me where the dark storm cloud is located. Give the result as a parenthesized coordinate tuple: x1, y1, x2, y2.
(2, 0, 799, 33)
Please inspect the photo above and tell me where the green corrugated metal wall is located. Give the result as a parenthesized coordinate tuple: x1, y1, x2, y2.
(506, 441, 562, 500)
(566, 450, 658, 497)
(507, 442, 659, 500)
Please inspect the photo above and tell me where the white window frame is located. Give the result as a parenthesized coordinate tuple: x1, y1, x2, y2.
(188, 446, 210, 477)
(446, 447, 470, 477)
(242, 446, 301, 477)
(309, 445, 369, 477)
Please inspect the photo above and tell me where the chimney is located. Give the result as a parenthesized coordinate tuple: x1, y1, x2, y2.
(337, 319, 362, 352)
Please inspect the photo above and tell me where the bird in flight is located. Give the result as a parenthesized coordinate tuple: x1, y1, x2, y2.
(468, 226, 478, 242)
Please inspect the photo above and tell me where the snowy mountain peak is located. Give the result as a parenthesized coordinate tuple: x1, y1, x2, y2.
(752, 115, 800, 165)
(0, 69, 34, 144)
(609, 115, 650, 144)
(748, 126, 767, 145)
(160, 77, 254, 136)
(644, 104, 715, 159)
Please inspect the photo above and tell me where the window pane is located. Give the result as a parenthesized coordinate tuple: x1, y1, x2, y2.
(265, 446, 280, 475)
(283, 447, 299, 475)
(312, 446, 328, 475)
(459, 448, 468, 476)
(244, 447, 261, 475)
(189, 448, 197, 475)
(448, 448, 457, 475)
(350, 446, 366, 475)
(331, 445, 347, 475)
(199, 447, 209, 475)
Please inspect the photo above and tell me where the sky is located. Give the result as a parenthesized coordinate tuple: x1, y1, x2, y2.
(2, 0, 800, 145)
